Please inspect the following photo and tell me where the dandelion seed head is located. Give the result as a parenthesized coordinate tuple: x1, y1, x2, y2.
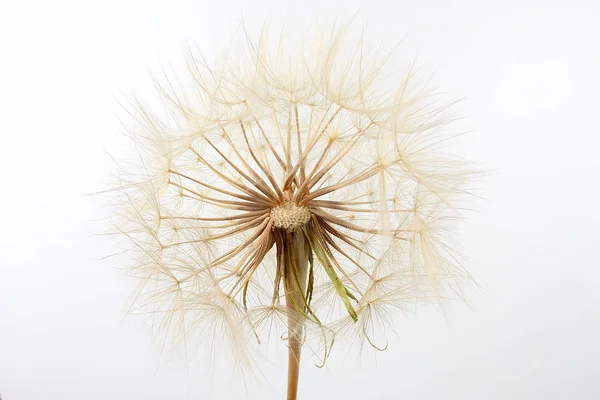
(108, 20, 476, 376)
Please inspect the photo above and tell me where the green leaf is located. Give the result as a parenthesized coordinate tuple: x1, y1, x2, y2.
(345, 287, 358, 302)
(307, 230, 358, 322)
(306, 250, 315, 309)
(242, 279, 250, 311)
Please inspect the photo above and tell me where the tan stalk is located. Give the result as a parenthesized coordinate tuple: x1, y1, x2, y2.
(283, 231, 311, 400)
(189, 150, 274, 202)
(296, 120, 375, 200)
(251, 117, 287, 170)
(239, 122, 286, 200)
(286, 104, 293, 171)
(159, 210, 268, 222)
(282, 106, 342, 189)
(300, 164, 382, 204)
(168, 180, 268, 209)
(294, 105, 306, 183)
(310, 207, 389, 235)
(202, 135, 278, 200)
(168, 169, 268, 203)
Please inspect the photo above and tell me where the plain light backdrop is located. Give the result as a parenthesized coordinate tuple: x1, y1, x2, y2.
(1, 0, 599, 399)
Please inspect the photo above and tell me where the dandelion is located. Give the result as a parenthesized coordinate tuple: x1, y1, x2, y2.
(110, 22, 473, 400)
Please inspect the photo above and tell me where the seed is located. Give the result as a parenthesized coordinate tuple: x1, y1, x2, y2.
(270, 202, 312, 232)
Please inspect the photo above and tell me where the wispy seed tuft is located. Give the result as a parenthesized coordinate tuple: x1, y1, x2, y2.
(107, 21, 477, 399)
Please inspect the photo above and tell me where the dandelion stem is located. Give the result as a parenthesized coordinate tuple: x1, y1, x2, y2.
(282, 231, 311, 400)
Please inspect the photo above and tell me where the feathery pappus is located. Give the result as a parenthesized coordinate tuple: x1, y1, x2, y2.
(109, 21, 475, 400)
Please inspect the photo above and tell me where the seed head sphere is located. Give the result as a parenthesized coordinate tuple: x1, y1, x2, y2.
(111, 22, 474, 394)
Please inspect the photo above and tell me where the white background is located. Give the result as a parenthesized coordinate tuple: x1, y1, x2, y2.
(1, 1, 599, 399)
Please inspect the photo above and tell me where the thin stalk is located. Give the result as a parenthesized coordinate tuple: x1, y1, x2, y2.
(282, 231, 311, 400)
